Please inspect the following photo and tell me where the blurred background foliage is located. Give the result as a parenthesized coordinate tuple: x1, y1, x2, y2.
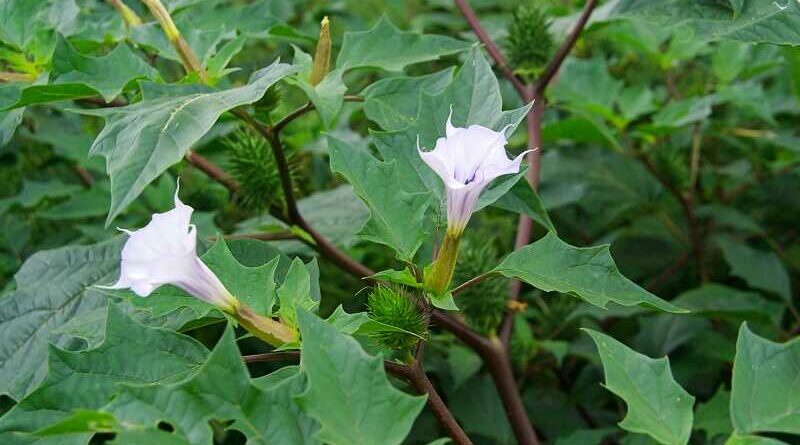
(0, 0, 799, 444)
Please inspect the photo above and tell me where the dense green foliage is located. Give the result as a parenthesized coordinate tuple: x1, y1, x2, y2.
(0, 1, 799, 445)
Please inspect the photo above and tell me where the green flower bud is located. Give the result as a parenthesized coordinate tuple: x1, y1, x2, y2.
(367, 285, 427, 352)
(506, 3, 554, 79)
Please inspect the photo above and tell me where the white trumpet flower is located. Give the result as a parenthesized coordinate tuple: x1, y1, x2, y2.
(417, 112, 532, 297)
(104, 189, 238, 313)
(418, 113, 530, 235)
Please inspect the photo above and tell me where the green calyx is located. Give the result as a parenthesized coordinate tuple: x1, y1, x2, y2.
(423, 230, 461, 296)
(367, 285, 427, 351)
(506, 3, 554, 79)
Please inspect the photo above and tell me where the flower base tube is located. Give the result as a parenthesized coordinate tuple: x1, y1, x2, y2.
(424, 230, 462, 296)
(234, 304, 297, 346)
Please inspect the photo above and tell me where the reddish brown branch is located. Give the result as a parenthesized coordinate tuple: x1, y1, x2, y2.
(451, 272, 494, 296)
(74, 166, 94, 187)
(402, 362, 475, 445)
(185, 150, 240, 194)
(453, 0, 527, 98)
(532, 0, 598, 97)
(273, 95, 364, 134)
(645, 252, 690, 291)
(505, 0, 599, 346)
(481, 339, 540, 445)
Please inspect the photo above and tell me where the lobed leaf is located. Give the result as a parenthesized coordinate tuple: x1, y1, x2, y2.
(731, 324, 800, 435)
(585, 329, 694, 445)
(80, 61, 298, 224)
(493, 232, 685, 313)
(295, 310, 426, 445)
(337, 16, 470, 71)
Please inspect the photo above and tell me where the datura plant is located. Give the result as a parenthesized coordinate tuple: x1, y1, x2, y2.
(1, 1, 799, 445)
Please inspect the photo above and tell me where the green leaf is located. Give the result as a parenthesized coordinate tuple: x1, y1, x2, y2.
(493, 232, 685, 313)
(448, 374, 513, 444)
(324, 306, 370, 335)
(296, 310, 426, 445)
(79, 61, 298, 224)
(617, 85, 656, 123)
(277, 258, 318, 329)
(16, 180, 83, 208)
(0, 238, 123, 400)
(724, 433, 788, 445)
(328, 135, 431, 261)
(206, 35, 247, 79)
(555, 428, 617, 445)
(0, 305, 207, 441)
(110, 429, 192, 445)
(411, 49, 531, 149)
(731, 324, 800, 435)
(717, 236, 791, 301)
(446, 344, 482, 390)
(0, 0, 60, 52)
(612, 1, 800, 45)
(129, 23, 227, 66)
(695, 205, 764, 235)
(362, 67, 454, 131)
(585, 329, 694, 445)
(712, 41, 749, 83)
(651, 96, 713, 129)
(549, 57, 622, 116)
(672, 284, 784, 326)
(336, 16, 470, 71)
(633, 314, 709, 357)
(287, 46, 346, 128)
(369, 268, 422, 288)
(694, 388, 732, 439)
(39, 185, 110, 220)
(236, 368, 320, 445)
(109, 327, 318, 444)
(492, 178, 556, 232)
(0, 85, 24, 146)
(203, 239, 279, 315)
(51, 38, 156, 102)
(2, 38, 158, 108)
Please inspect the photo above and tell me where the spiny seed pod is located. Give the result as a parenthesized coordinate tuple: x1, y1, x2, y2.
(253, 85, 281, 120)
(506, 3, 554, 79)
(452, 239, 507, 334)
(651, 145, 690, 191)
(225, 128, 294, 211)
(367, 285, 427, 351)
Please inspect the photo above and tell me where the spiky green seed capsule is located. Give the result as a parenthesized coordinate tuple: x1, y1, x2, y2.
(506, 4, 554, 79)
(452, 239, 507, 334)
(367, 285, 427, 351)
(254, 85, 281, 121)
(225, 128, 295, 211)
